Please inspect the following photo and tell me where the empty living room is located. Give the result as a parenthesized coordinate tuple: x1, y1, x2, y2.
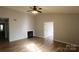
(0, 6, 79, 52)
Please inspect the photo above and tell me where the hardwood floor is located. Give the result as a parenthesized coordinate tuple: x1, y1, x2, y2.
(0, 37, 78, 52)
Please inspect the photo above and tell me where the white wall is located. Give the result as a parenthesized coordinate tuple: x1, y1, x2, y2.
(35, 14, 79, 45)
(0, 7, 35, 41)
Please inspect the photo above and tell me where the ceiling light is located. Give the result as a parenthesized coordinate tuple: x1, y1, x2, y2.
(31, 10, 38, 14)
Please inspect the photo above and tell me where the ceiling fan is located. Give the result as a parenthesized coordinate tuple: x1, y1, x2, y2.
(27, 6, 42, 14)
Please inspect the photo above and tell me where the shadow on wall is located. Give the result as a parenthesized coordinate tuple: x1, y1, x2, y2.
(43, 22, 54, 45)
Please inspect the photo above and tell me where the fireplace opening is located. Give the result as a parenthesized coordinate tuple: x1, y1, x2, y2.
(27, 31, 33, 38)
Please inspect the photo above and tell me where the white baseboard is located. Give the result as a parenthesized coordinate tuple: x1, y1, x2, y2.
(54, 39, 79, 46)
(10, 37, 27, 42)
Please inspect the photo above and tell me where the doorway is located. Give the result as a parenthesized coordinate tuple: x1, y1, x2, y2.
(0, 18, 9, 42)
(44, 22, 54, 45)
(44, 22, 54, 39)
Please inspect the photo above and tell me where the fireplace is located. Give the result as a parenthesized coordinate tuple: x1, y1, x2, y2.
(27, 31, 33, 38)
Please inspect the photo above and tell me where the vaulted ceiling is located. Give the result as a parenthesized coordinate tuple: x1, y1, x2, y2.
(4, 6, 79, 14)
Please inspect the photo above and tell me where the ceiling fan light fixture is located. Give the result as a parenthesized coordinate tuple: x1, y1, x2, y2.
(27, 6, 42, 14)
(31, 10, 38, 14)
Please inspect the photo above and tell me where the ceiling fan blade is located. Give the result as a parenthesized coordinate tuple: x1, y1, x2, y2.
(38, 8, 42, 10)
(37, 11, 42, 13)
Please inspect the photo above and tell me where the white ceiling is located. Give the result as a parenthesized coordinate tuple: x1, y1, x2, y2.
(4, 6, 79, 14)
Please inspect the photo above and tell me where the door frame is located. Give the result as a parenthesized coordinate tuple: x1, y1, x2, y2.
(0, 18, 9, 42)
